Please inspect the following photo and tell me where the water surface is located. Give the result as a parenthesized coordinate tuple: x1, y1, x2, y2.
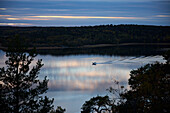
(0, 48, 166, 113)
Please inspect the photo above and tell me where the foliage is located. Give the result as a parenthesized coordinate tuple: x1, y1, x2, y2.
(50, 106, 66, 113)
(81, 80, 127, 113)
(107, 80, 127, 112)
(0, 38, 54, 112)
(55, 106, 66, 113)
(121, 55, 170, 113)
(0, 25, 170, 47)
(81, 96, 111, 113)
(116, 51, 170, 113)
(82, 51, 170, 113)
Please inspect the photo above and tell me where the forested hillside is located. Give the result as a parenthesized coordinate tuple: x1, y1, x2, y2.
(0, 25, 170, 47)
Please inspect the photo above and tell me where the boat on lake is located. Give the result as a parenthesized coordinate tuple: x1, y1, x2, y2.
(92, 62, 97, 65)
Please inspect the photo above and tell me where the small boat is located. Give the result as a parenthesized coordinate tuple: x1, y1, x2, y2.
(92, 62, 97, 65)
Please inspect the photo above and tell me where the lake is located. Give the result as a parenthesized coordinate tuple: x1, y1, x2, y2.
(0, 45, 168, 113)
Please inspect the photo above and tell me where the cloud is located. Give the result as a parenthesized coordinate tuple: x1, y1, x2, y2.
(2, 15, 146, 22)
(0, 8, 7, 10)
(30, 15, 145, 19)
(1, 0, 169, 26)
(0, 15, 11, 17)
(44, 9, 70, 12)
(0, 23, 32, 26)
(6, 17, 51, 20)
(156, 15, 170, 17)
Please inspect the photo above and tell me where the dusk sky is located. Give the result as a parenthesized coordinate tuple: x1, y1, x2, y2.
(0, 0, 170, 26)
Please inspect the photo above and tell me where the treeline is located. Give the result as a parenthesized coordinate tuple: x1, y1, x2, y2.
(0, 24, 170, 47)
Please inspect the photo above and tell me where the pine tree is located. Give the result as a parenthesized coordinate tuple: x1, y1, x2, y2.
(0, 36, 54, 113)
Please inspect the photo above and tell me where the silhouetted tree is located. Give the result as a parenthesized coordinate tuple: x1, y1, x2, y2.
(81, 95, 111, 113)
(50, 106, 66, 113)
(107, 80, 127, 112)
(0, 36, 54, 113)
(121, 51, 170, 113)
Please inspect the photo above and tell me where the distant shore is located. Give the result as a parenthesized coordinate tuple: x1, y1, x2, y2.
(0, 43, 170, 50)
(81, 43, 170, 48)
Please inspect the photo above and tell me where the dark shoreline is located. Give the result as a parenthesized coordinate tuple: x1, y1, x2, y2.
(0, 43, 170, 50)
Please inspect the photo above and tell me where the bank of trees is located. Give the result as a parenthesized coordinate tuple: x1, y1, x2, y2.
(0, 25, 170, 47)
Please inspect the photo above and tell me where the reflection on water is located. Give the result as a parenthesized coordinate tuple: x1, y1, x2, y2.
(0, 50, 165, 113)
(38, 55, 164, 91)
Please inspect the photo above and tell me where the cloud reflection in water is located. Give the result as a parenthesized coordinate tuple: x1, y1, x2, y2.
(37, 55, 164, 92)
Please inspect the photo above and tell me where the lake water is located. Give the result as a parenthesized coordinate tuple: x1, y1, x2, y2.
(0, 46, 167, 113)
